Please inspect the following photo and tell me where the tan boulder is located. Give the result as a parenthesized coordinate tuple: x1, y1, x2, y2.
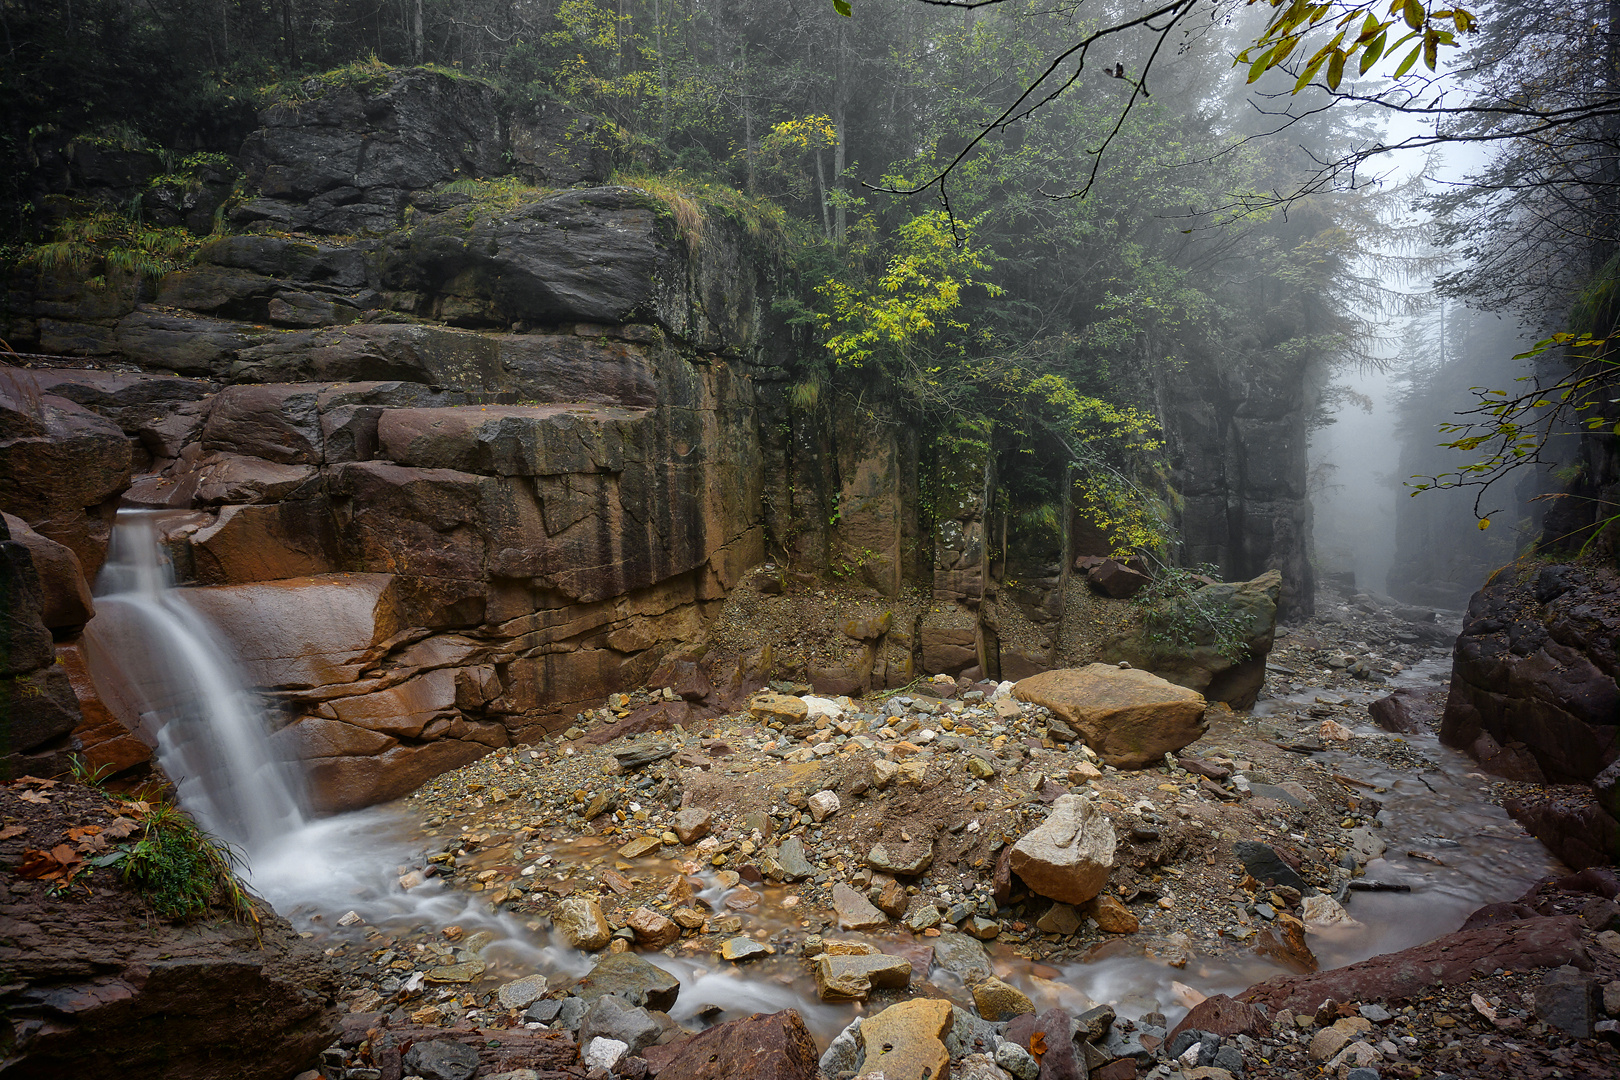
(748, 692, 808, 723)
(627, 907, 680, 950)
(553, 897, 613, 950)
(1008, 793, 1117, 906)
(860, 998, 953, 1080)
(972, 976, 1035, 1021)
(813, 953, 912, 1001)
(1014, 664, 1207, 768)
(1086, 893, 1140, 934)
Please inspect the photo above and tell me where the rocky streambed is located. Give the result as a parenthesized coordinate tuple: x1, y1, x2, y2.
(236, 589, 1620, 1080)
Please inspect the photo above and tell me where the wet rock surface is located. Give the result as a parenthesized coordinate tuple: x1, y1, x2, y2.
(255, 580, 1620, 1080)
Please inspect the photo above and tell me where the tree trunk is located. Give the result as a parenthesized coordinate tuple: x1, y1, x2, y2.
(412, 0, 423, 63)
(815, 151, 831, 241)
(833, 25, 848, 245)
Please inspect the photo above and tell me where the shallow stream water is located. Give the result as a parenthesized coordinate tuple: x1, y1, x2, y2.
(239, 655, 1561, 1047)
(82, 514, 1563, 1048)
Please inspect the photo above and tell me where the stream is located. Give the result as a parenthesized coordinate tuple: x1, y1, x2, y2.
(82, 514, 1564, 1050)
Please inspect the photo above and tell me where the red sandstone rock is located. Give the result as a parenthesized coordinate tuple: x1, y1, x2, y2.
(645, 1009, 819, 1080)
(1169, 994, 1272, 1041)
(1240, 915, 1590, 1013)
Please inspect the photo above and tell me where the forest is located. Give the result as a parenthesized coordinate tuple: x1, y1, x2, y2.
(2, 0, 1616, 574)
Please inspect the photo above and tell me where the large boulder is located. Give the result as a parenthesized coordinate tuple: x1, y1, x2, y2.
(235, 67, 506, 235)
(1, 513, 93, 629)
(1442, 564, 1620, 786)
(1007, 793, 1117, 905)
(0, 392, 132, 577)
(387, 187, 679, 328)
(1014, 664, 1207, 768)
(0, 514, 83, 779)
(1101, 569, 1282, 708)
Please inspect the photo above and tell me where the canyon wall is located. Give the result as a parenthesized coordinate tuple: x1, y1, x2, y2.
(1, 68, 1309, 808)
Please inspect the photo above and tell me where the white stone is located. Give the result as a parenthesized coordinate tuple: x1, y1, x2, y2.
(583, 1037, 629, 1070)
(803, 695, 844, 720)
(809, 790, 842, 822)
(1301, 893, 1359, 928)
(337, 910, 363, 926)
(1008, 794, 1117, 905)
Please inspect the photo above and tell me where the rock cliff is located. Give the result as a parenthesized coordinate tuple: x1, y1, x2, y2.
(1, 66, 1312, 810)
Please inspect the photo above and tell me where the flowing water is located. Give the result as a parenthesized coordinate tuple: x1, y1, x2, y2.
(84, 513, 307, 851)
(80, 514, 1565, 1047)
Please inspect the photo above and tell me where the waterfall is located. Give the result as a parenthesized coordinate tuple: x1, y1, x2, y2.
(84, 512, 307, 853)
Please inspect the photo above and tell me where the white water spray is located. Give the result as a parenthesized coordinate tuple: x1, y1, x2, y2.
(85, 513, 307, 851)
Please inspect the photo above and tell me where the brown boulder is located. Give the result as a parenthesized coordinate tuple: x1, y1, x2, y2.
(1168, 994, 1272, 1041)
(1240, 915, 1589, 1013)
(1367, 686, 1435, 734)
(648, 1009, 818, 1080)
(0, 394, 131, 576)
(200, 383, 323, 464)
(1441, 567, 1620, 784)
(1015, 664, 1207, 768)
(189, 501, 340, 584)
(2, 513, 94, 628)
(1087, 558, 1149, 598)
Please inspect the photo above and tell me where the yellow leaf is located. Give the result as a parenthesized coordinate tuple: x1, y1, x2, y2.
(1477, 518, 1490, 530)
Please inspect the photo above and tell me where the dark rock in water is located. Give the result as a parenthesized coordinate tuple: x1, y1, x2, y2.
(1233, 840, 1309, 893)
(1240, 915, 1590, 1013)
(644, 1008, 819, 1080)
(1169, 994, 1272, 1041)
(1461, 902, 1542, 932)
(575, 952, 681, 1012)
(402, 1039, 481, 1080)
(1031, 1007, 1085, 1079)
(1368, 686, 1437, 734)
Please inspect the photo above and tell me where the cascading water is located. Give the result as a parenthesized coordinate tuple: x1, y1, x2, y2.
(84, 512, 308, 852)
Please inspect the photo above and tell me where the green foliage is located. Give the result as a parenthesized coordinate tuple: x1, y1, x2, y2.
(22, 210, 206, 286)
(1134, 565, 1254, 664)
(94, 803, 257, 925)
(1237, 0, 1476, 90)
(256, 55, 401, 107)
(617, 169, 791, 251)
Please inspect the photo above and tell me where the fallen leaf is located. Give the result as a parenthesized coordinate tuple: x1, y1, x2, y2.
(101, 818, 139, 839)
(0, 825, 25, 840)
(14, 776, 57, 789)
(17, 849, 63, 879)
(17, 790, 48, 804)
(75, 833, 109, 854)
(66, 825, 102, 841)
(50, 844, 82, 869)
(1030, 1031, 1047, 1058)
